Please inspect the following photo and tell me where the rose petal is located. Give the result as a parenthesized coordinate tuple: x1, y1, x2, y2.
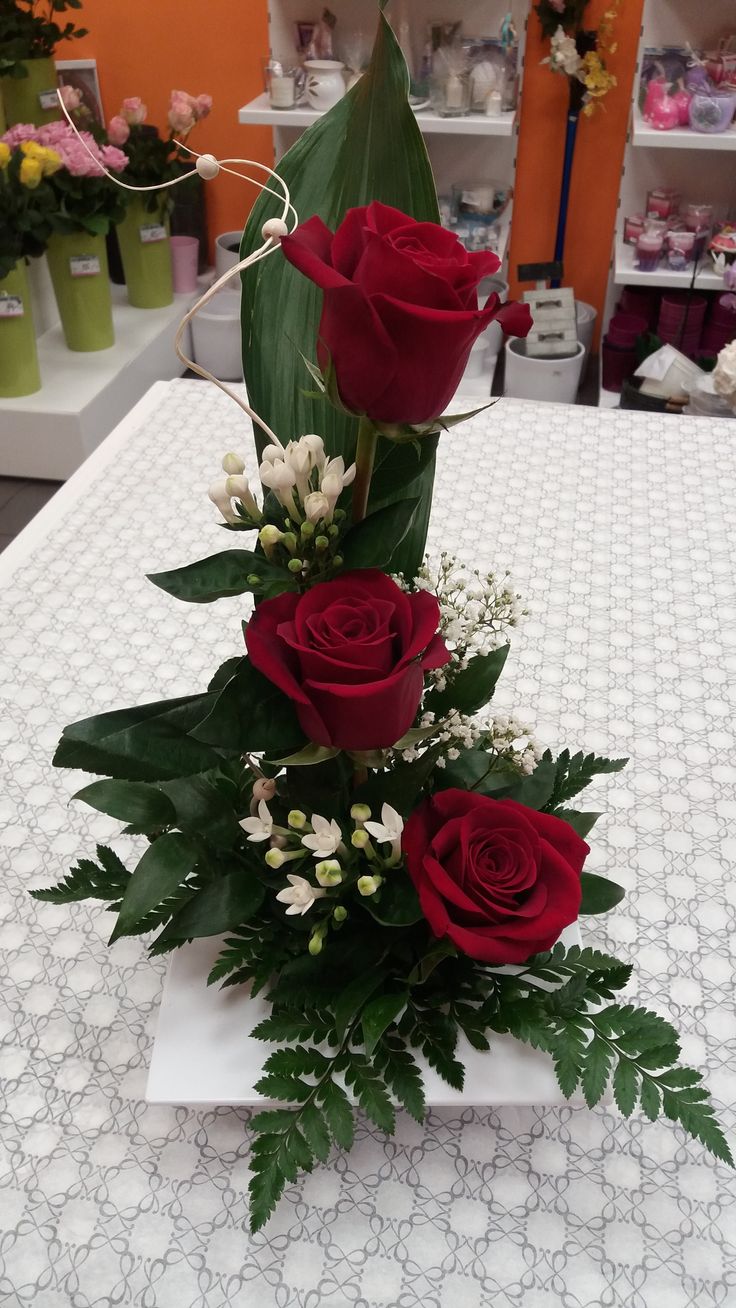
(280, 216, 350, 291)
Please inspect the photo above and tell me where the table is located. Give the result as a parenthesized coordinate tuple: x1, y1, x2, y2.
(1, 379, 734, 1307)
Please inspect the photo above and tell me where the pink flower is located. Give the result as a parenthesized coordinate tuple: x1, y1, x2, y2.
(195, 93, 213, 119)
(168, 94, 196, 136)
(121, 96, 147, 125)
(100, 143, 128, 173)
(59, 85, 82, 111)
(549, 0, 566, 10)
(107, 114, 130, 146)
(2, 122, 41, 148)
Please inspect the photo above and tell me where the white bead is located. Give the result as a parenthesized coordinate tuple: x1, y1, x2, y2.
(262, 217, 289, 242)
(196, 154, 220, 180)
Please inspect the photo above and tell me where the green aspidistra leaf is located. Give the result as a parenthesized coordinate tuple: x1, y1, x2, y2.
(241, 4, 440, 578)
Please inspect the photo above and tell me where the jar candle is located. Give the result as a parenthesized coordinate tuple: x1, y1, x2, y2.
(430, 71, 471, 117)
(643, 218, 667, 237)
(646, 188, 680, 220)
(270, 74, 296, 108)
(666, 230, 695, 269)
(684, 203, 714, 232)
(636, 231, 664, 272)
(624, 213, 646, 245)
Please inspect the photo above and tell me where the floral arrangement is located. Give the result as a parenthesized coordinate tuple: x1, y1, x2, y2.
(538, 0, 620, 115)
(1, 119, 127, 234)
(713, 340, 736, 413)
(0, 135, 60, 278)
(0, 0, 86, 75)
(106, 90, 212, 216)
(36, 188, 731, 1230)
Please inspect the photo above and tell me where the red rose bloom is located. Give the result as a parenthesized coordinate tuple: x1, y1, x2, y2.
(280, 201, 532, 425)
(245, 569, 449, 752)
(403, 790, 588, 963)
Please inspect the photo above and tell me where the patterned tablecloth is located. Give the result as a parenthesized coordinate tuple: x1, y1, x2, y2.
(0, 379, 734, 1308)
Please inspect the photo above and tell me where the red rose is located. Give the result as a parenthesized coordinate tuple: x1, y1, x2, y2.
(403, 790, 587, 963)
(280, 201, 532, 425)
(245, 569, 449, 752)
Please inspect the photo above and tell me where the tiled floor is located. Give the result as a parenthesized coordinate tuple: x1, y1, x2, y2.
(0, 478, 63, 554)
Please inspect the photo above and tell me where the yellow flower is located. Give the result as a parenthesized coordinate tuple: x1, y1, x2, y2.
(19, 155, 43, 189)
(38, 146, 62, 176)
(20, 140, 43, 156)
(0, 142, 10, 169)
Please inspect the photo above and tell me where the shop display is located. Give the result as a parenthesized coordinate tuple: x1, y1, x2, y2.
(109, 91, 212, 309)
(0, 0, 87, 127)
(641, 41, 736, 135)
(33, 11, 731, 1241)
(623, 186, 734, 279)
(0, 132, 59, 394)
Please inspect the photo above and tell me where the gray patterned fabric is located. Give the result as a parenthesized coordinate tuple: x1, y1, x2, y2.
(0, 380, 734, 1307)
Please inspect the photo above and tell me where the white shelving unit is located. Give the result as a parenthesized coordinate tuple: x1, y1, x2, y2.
(599, 0, 736, 405)
(0, 285, 201, 480)
(239, 0, 530, 397)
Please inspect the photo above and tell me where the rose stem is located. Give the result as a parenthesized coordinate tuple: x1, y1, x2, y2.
(351, 418, 378, 524)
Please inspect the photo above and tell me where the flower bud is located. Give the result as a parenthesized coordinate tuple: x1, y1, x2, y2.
(357, 875, 381, 897)
(259, 525, 283, 547)
(351, 829, 370, 850)
(208, 479, 238, 525)
(281, 531, 298, 555)
(350, 803, 372, 823)
(315, 859, 343, 887)
(287, 558, 304, 574)
(332, 906, 348, 923)
(300, 520, 315, 540)
(308, 931, 323, 956)
(222, 452, 245, 475)
(265, 848, 286, 869)
(315, 535, 329, 553)
(253, 777, 277, 802)
(288, 810, 307, 830)
(304, 491, 331, 525)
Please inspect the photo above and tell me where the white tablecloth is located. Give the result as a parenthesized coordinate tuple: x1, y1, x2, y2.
(1, 379, 734, 1307)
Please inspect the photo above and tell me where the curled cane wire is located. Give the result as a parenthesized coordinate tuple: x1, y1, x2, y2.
(55, 92, 298, 450)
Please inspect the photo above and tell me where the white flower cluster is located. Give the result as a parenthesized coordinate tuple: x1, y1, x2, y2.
(208, 435, 357, 530)
(413, 552, 527, 693)
(713, 341, 736, 414)
(399, 708, 542, 774)
(544, 26, 583, 77)
(238, 792, 404, 940)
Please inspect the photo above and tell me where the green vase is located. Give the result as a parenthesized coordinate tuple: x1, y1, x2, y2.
(1, 58, 60, 128)
(46, 231, 114, 352)
(0, 260, 41, 397)
(116, 198, 174, 309)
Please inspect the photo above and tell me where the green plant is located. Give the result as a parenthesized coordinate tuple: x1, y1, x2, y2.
(0, 0, 87, 72)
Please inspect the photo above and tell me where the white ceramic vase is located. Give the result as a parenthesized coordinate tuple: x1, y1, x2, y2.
(305, 60, 346, 111)
(504, 339, 586, 405)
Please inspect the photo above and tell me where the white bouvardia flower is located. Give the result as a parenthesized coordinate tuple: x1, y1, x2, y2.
(276, 875, 327, 916)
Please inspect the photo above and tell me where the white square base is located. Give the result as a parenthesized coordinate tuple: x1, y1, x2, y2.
(147, 926, 587, 1108)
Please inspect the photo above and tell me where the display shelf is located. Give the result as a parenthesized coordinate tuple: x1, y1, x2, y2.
(613, 238, 724, 290)
(0, 285, 200, 481)
(632, 109, 736, 152)
(238, 91, 516, 136)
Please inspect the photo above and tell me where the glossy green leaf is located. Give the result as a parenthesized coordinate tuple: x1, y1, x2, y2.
(154, 870, 265, 945)
(241, 5, 440, 578)
(362, 992, 408, 1057)
(191, 657, 305, 755)
(364, 874, 423, 927)
(72, 779, 175, 828)
(427, 645, 509, 719)
(110, 832, 198, 942)
(579, 872, 626, 916)
(555, 809, 602, 839)
(53, 693, 221, 781)
(147, 550, 295, 604)
(340, 498, 420, 572)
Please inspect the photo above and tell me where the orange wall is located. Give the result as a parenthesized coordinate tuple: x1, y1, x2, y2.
(61, 0, 643, 327)
(59, 0, 274, 258)
(509, 0, 644, 333)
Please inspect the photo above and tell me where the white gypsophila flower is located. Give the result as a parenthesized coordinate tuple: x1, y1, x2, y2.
(275, 874, 327, 916)
(208, 479, 240, 525)
(239, 800, 273, 843)
(713, 341, 736, 412)
(302, 814, 343, 859)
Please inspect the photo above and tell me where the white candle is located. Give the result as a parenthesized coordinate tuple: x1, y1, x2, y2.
(445, 74, 464, 111)
(270, 75, 295, 109)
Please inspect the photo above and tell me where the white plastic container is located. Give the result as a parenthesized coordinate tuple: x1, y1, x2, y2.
(504, 338, 585, 404)
(190, 291, 243, 382)
(215, 230, 244, 282)
(575, 300, 597, 359)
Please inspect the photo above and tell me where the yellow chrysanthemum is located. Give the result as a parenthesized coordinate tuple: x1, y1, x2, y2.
(0, 142, 10, 169)
(19, 155, 43, 189)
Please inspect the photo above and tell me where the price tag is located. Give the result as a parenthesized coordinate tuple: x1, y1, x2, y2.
(69, 255, 101, 278)
(140, 224, 167, 244)
(0, 295, 24, 319)
(39, 89, 59, 110)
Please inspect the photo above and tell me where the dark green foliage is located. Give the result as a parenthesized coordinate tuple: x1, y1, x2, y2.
(30, 844, 129, 904)
(148, 550, 294, 604)
(544, 749, 628, 811)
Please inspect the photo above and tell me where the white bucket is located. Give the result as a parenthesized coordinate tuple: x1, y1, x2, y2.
(575, 300, 597, 358)
(504, 338, 585, 404)
(478, 275, 510, 357)
(215, 230, 244, 282)
(191, 290, 243, 382)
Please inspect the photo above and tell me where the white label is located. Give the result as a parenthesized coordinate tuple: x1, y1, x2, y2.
(140, 224, 167, 244)
(69, 255, 101, 278)
(0, 295, 24, 318)
(39, 89, 59, 110)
